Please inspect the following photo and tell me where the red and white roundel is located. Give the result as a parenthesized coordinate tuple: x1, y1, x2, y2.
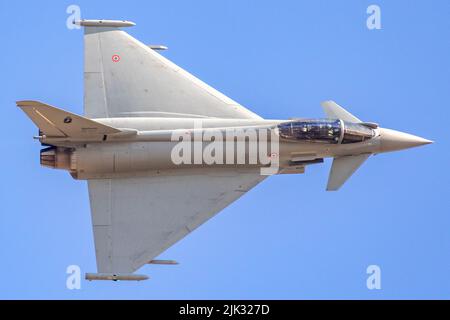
(112, 54, 121, 62)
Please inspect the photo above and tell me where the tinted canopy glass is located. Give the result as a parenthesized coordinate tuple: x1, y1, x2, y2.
(278, 119, 341, 144)
(342, 121, 374, 144)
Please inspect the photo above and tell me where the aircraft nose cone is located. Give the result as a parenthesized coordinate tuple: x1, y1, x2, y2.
(379, 128, 433, 153)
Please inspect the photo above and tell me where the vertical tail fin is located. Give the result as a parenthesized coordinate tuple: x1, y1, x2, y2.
(17, 100, 121, 138)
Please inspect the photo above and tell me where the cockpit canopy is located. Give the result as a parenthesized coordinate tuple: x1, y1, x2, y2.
(341, 121, 374, 143)
(277, 119, 374, 144)
(278, 119, 341, 144)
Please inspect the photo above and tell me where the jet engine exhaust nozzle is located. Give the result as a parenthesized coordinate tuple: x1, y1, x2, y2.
(40, 147, 72, 170)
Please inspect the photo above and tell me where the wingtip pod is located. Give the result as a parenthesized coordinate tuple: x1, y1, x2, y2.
(85, 273, 149, 281)
(148, 259, 179, 265)
(73, 19, 136, 27)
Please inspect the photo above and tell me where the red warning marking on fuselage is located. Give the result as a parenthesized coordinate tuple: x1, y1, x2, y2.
(112, 54, 121, 62)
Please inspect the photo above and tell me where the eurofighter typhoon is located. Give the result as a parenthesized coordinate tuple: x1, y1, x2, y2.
(18, 20, 432, 281)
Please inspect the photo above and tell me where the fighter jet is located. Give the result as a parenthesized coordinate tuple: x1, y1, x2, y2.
(18, 19, 432, 281)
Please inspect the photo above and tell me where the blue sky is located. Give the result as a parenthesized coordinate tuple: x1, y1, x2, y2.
(0, 0, 449, 299)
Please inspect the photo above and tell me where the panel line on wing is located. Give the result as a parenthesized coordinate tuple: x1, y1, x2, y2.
(98, 31, 109, 118)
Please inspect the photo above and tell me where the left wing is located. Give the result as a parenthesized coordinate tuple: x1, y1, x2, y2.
(87, 169, 266, 276)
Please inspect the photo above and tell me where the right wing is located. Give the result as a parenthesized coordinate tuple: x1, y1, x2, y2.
(83, 22, 261, 120)
(88, 169, 266, 274)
